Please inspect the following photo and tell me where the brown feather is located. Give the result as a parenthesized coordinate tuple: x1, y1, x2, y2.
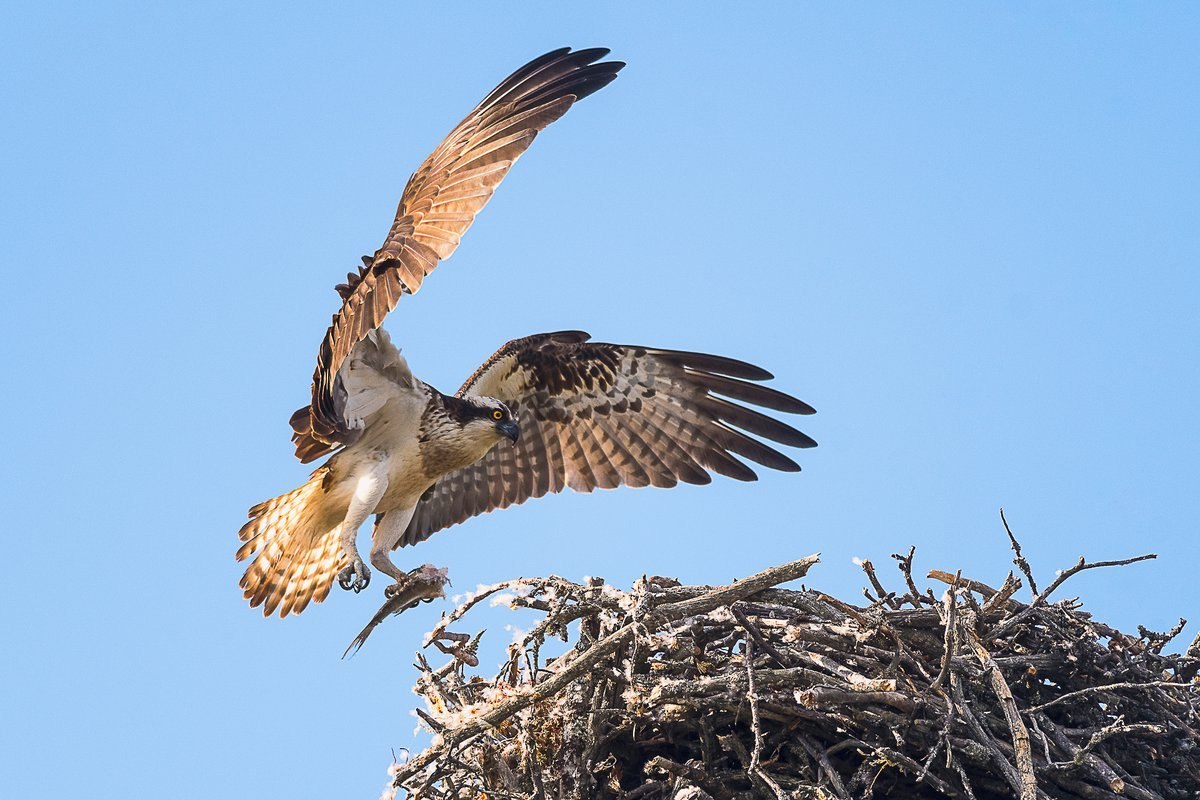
(689, 370, 817, 415)
(236, 469, 347, 617)
(291, 50, 624, 460)
(398, 333, 814, 546)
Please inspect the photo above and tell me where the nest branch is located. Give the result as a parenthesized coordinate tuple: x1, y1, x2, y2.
(384, 527, 1196, 800)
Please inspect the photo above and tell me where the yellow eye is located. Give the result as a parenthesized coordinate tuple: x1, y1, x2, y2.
(492, 409, 504, 421)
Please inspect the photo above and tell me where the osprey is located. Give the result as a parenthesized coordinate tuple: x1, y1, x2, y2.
(236, 48, 817, 618)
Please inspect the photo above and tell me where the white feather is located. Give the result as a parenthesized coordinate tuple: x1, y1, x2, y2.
(339, 327, 421, 428)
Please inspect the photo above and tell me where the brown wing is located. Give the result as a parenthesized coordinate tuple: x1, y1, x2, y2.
(291, 48, 625, 463)
(399, 332, 817, 547)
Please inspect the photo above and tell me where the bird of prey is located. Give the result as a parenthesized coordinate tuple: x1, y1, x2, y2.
(236, 47, 817, 619)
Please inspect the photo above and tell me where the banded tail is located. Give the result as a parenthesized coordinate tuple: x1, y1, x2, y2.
(236, 468, 347, 617)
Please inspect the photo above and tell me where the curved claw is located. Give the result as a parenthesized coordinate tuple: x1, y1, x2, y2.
(337, 557, 371, 593)
(384, 564, 450, 599)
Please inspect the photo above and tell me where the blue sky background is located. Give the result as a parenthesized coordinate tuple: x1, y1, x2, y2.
(3, 4, 1198, 798)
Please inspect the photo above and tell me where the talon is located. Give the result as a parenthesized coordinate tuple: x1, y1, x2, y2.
(337, 558, 370, 592)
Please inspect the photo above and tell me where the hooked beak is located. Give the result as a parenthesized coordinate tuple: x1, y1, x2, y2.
(498, 420, 520, 443)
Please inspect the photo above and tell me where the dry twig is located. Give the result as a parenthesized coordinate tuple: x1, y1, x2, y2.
(384, 530, 1194, 800)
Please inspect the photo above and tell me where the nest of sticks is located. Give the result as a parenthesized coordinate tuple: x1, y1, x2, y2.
(387, 524, 1199, 799)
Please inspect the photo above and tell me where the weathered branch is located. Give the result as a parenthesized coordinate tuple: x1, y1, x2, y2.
(381, 534, 1196, 800)
(390, 554, 820, 788)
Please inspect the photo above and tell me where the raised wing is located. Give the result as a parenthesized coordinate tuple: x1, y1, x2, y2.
(292, 48, 624, 462)
(399, 332, 817, 547)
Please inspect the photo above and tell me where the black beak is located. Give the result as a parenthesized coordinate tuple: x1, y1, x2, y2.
(498, 420, 520, 443)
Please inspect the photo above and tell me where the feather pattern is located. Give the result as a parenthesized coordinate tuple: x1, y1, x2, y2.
(399, 332, 816, 547)
(236, 468, 348, 617)
(291, 48, 625, 462)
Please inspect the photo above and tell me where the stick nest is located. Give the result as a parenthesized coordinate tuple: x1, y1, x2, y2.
(388, 529, 1199, 799)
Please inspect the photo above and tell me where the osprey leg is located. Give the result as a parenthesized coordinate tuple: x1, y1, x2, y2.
(370, 507, 417, 584)
(337, 455, 388, 593)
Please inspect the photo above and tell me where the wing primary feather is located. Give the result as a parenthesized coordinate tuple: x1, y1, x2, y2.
(698, 447, 759, 482)
(474, 47, 574, 109)
(520, 66, 622, 109)
(482, 48, 614, 111)
(687, 369, 816, 415)
(651, 349, 774, 380)
(700, 395, 818, 448)
(710, 423, 802, 472)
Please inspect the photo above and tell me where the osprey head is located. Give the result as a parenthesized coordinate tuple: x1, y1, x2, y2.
(461, 396, 520, 444)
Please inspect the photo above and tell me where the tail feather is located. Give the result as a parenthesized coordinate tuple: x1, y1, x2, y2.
(278, 542, 318, 618)
(300, 531, 343, 613)
(237, 468, 347, 617)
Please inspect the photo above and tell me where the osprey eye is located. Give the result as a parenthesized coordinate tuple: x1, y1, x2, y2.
(492, 409, 504, 421)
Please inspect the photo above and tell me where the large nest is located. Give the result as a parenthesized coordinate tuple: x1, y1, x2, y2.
(386, 526, 1199, 799)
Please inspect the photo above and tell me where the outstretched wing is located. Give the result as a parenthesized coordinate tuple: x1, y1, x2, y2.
(399, 332, 817, 547)
(292, 48, 625, 463)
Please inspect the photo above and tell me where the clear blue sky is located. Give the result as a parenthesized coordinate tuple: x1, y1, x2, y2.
(3, 4, 1198, 798)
